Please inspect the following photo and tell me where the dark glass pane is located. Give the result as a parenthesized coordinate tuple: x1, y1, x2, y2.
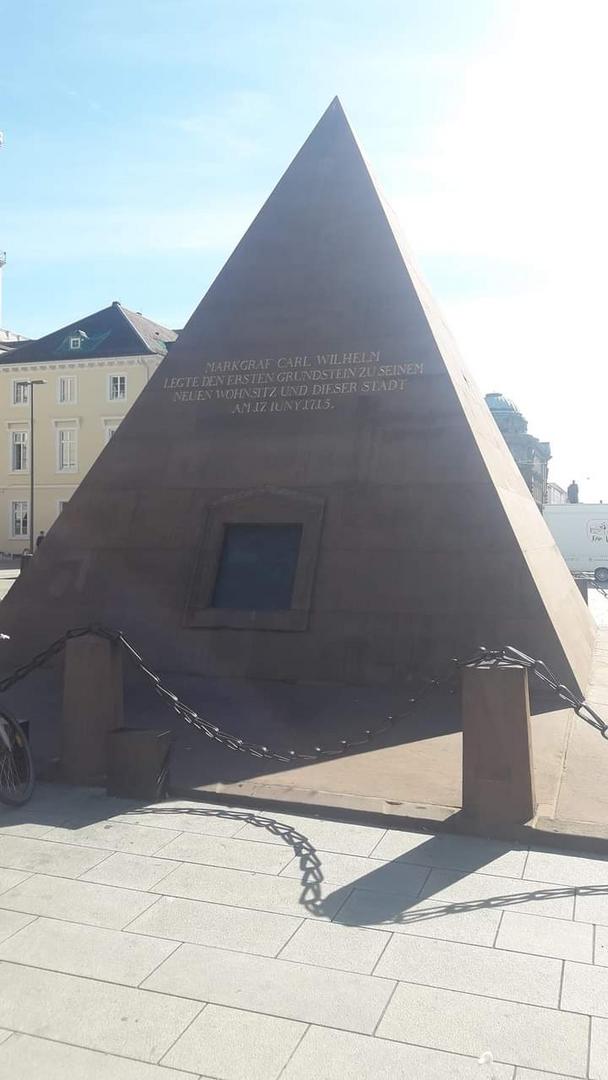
(211, 524, 302, 611)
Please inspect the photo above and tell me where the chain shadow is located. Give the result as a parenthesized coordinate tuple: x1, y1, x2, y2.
(117, 804, 325, 914)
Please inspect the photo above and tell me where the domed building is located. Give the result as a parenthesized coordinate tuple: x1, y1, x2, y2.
(485, 393, 551, 508)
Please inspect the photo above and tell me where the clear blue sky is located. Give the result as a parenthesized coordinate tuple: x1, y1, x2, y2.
(2, 0, 606, 496)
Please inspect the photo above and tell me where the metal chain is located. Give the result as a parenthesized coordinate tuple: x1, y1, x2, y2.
(0, 625, 606, 761)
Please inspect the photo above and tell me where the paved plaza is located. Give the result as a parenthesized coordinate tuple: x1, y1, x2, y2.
(0, 787, 606, 1076)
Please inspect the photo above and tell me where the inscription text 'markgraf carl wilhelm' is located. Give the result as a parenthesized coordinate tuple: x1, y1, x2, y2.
(162, 351, 424, 414)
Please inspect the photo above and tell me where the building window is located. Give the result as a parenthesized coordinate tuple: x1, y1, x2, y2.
(12, 381, 29, 405)
(10, 500, 28, 539)
(57, 499, 70, 514)
(57, 427, 77, 472)
(10, 430, 28, 472)
(108, 374, 126, 401)
(58, 375, 76, 404)
(104, 420, 121, 443)
(211, 524, 303, 611)
(69, 336, 81, 350)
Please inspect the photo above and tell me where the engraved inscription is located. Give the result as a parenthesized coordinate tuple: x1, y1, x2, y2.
(162, 350, 424, 415)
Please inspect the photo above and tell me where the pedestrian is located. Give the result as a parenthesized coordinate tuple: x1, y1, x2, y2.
(35, 530, 45, 549)
(567, 480, 579, 504)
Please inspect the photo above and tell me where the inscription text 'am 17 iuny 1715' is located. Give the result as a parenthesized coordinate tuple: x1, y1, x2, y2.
(163, 350, 424, 414)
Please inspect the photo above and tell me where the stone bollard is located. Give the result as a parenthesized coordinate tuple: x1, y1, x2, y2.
(61, 633, 123, 784)
(462, 663, 537, 826)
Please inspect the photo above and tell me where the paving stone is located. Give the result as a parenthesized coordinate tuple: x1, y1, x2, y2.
(278, 918, 390, 973)
(129, 894, 302, 956)
(371, 830, 527, 878)
(419, 868, 575, 919)
(574, 889, 608, 927)
(0, 961, 202, 1061)
(497, 911, 593, 962)
(589, 1016, 608, 1079)
(281, 1025, 515, 1079)
(593, 924, 608, 966)
(157, 831, 294, 874)
(0, 908, 35, 943)
(42, 820, 181, 856)
(525, 849, 608, 887)
(0, 1033, 9, 1047)
(515, 1071, 581, 1079)
(80, 851, 181, 890)
(375, 933, 561, 1006)
(152, 861, 342, 918)
(0, 916, 180, 985)
(0, 834, 108, 878)
(0, 868, 34, 895)
(0, 872, 158, 928)
(0, 1034, 197, 1079)
(281, 850, 429, 896)
(162, 1002, 305, 1079)
(335, 887, 502, 945)
(377, 982, 589, 1076)
(114, 802, 251, 836)
(562, 960, 608, 1017)
(235, 813, 385, 856)
(143, 942, 395, 1033)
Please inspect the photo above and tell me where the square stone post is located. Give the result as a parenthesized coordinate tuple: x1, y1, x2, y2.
(61, 633, 123, 784)
(462, 663, 537, 826)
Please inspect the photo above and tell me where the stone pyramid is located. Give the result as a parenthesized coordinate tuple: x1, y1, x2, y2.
(2, 98, 594, 694)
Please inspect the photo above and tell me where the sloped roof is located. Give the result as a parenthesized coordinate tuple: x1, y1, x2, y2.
(2, 302, 178, 365)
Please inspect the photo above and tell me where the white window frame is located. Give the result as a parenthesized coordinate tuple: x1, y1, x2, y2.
(69, 336, 82, 351)
(57, 374, 77, 405)
(9, 428, 29, 473)
(103, 417, 122, 443)
(57, 498, 70, 515)
(9, 500, 29, 539)
(56, 425, 78, 473)
(11, 380, 30, 406)
(108, 373, 127, 402)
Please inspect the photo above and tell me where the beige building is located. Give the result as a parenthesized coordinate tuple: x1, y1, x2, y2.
(0, 302, 177, 553)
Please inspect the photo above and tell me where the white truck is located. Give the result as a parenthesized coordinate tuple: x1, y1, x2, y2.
(543, 503, 608, 583)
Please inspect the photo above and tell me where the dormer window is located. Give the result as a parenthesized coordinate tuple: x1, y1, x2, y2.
(69, 336, 82, 350)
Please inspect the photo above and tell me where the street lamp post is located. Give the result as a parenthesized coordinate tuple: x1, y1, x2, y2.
(26, 380, 45, 555)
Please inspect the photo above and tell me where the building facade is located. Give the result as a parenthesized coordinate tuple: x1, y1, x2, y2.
(485, 392, 551, 509)
(0, 302, 176, 553)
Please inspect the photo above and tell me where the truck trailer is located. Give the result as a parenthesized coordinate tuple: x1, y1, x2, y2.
(543, 503, 608, 583)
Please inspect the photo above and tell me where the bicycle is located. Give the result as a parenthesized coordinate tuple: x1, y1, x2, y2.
(0, 635, 34, 807)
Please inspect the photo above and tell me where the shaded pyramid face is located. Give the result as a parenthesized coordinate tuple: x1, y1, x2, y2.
(3, 99, 594, 690)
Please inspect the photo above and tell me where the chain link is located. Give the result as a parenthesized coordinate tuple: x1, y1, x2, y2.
(0, 626, 606, 760)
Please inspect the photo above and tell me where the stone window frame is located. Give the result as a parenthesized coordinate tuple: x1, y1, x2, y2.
(185, 487, 325, 631)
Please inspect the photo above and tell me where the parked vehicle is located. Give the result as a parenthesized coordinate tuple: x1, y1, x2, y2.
(543, 503, 608, 583)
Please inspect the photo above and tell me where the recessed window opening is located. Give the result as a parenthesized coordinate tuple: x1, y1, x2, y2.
(211, 523, 303, 611)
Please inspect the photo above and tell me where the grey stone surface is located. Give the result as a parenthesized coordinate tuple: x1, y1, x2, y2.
(281, 1025, 515, 1079)
(593, 924, 608, 965)
(0, 872, 158, 928)
(589, 1015, 608, 1079)
(0, 916, 180, 985)
(151, 860, 342, 918)
(44, 819, 181, 856)
(234, 814, 385, 856)
(129, 894, 302, 956)
(562, 960, 608, 1017)
(574, 889, 608, 927)
(0, 1034, 9, 1047)
(369, 830, 527, 878)
(0, 909, 35, 943)
(0, 961, 202, 1061)
(143, 942, 395, 1032)
(419, 868, 576, 919)
(377, 982, 589, 1075)
(0, 868, 32, 895)
(515, 1071, 581, 1080)
(114, 802, 250, 836)
(161, 1002, 305, 1078)
(0, 834, 107, 877)
(525, 849, 608, 887)
(375, 933, 561, 1006)
(280, 849, 429, 895)
(157, 831, 294, 874)
(80, 851, 181, 890)
(497, 911, 593, 962)
(0, 1033, 197, 1080)
(336, 887, 502, 945)
(278, 918, 390, 973)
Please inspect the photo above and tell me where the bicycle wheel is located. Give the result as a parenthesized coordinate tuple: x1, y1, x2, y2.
(0, 710, 34, 806)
